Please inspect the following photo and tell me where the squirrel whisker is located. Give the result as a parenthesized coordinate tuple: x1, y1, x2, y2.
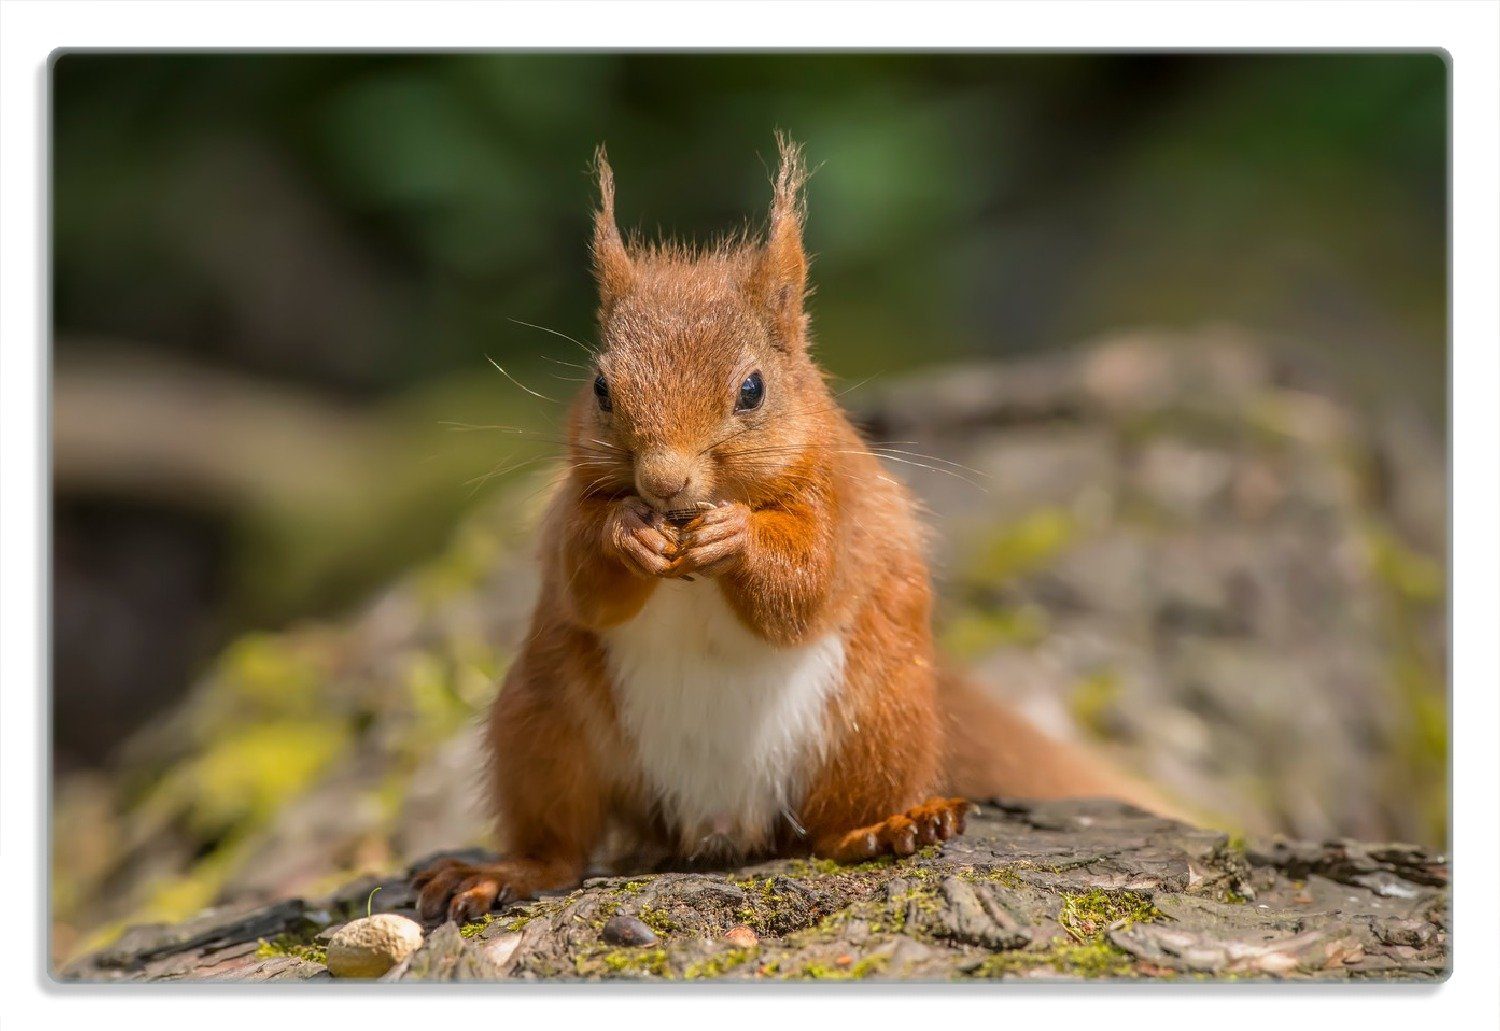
(506, 316, 599, 357)
(485, 354, 559, 404)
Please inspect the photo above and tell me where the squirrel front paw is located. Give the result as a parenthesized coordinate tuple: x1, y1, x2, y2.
(603, 497, 678, 578)
(669, 501, 752, 579)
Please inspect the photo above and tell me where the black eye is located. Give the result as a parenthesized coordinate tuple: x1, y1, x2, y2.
(736, 370, 764, 412)
(593, 374, 611, 412)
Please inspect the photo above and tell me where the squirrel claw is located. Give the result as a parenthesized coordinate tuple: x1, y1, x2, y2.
(818, 796, 970, 864)
(412, 858, 512, 925)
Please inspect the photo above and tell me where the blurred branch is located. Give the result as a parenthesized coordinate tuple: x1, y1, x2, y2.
(53, 339, 554, 624)
(54, 340, 391, 513)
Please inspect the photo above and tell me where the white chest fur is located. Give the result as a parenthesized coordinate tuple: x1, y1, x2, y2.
(602, 579, 844, 855)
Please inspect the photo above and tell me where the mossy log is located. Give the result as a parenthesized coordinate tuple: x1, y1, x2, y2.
(52, 331, 1448, 969)
(62, 799, 1448, 983)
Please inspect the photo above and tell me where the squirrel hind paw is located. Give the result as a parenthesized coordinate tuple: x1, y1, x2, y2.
(818, 796, 970, 864)
(411, 859, 514, 925)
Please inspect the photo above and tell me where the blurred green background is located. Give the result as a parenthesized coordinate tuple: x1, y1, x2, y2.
(51, 52, 1446, 773)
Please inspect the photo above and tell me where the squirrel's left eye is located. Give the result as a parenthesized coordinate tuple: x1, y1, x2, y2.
(736, 370, 764, 412)
(593, 374, 612, 412)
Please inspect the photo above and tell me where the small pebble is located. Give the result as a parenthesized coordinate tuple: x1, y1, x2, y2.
(326, 913, 424, 978)
(602, 914, 659, 947)
(723, 925, 758, 949)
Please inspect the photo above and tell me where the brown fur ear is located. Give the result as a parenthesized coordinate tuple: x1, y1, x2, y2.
(746, 134, 809, 347)
(591, 145, 633, 309)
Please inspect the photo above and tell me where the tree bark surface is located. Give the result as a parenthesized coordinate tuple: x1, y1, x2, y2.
(64, 799, 1448, 983)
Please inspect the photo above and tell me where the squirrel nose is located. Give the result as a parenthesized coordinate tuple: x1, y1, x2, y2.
(636, 451, 693, 508)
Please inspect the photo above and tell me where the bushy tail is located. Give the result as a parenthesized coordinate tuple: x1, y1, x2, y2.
(937, 667, 1185, 820)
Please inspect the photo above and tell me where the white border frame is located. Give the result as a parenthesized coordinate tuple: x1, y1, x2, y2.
(4, 2, 1496, 1025)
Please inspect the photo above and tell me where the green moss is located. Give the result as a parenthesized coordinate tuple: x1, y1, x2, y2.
(798, 954, 888, 980)
(941, 605, 1049, 657)
(970, 888, 1162, 980)
(256, 935, 327, 966)
(459, 915, 494, 938)
(980, 865, 1025, 889)
(135, 830, 252, 926)
(638, 905, 676, 936)
(216, 634, 326, 717)
(1362, 520, 1447, 845)
(893, 882, 942, 918)
(1365, 525, 1443, 606)
(683, 948, 755, 979)
(498, 894, 567, 934)
(786, 866, 949, 943)
(869, 904, 906, 935)
(411, 518, 504, 609)
(726, 874, 811, 935)
(405, 653, 479, 741)
(1389, 639, 1448, 843)
(804, 908, 855, 940)
(1069, 670, 1122, 739)
(576, 946, 669, 979)
(970, 507, 1079, 583)
(1052, 938, 1138, 977)
(839, 854, 899, 874)
(158, 720, 347, 839)
(589, 899, 621, 929)
(373, 770, 410, 822)
(723, 863, 913, 941)
(969, 951, 1034, 978)
(783, 857, 842, 877)
(1057, 888, 1163, 942)
(970, 935, 1137, 980)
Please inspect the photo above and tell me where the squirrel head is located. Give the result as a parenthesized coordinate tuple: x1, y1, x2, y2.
(570, 135, 831, 517)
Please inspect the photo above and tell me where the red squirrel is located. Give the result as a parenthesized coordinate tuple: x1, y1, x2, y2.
(414, 137, 1172, 924)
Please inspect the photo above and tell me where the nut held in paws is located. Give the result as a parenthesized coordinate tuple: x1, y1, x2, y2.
(326, 913, 425, 978)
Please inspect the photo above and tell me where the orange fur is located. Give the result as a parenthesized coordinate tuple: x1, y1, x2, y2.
(414, 137, 1174, 924)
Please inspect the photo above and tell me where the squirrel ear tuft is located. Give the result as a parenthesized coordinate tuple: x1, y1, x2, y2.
(747, 133, 809, 346)
(591, 145, 634, 308)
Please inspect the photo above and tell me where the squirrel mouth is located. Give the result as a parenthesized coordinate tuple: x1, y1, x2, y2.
(661, 501, 716, 525)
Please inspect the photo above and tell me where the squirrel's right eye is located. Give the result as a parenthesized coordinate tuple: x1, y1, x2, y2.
(593, 374, 611, 412)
